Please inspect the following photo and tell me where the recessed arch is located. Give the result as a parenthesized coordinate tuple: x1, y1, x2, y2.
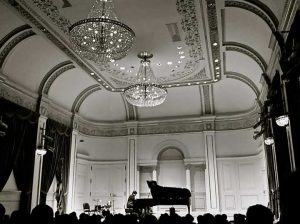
(225, 71, 260, 98)
(225, 0, 278, 32)
(0, 24, 31, 49)
(153, 139, 190, 160)
(38, 61, 72, 94)
(0, 30, 35, 68)
(71, 84, 101, 113)
(38, 61, 75, 95)
(243, 0, 279, 27)
(158, 148, 184, 161)
(223, 42, 267, 71)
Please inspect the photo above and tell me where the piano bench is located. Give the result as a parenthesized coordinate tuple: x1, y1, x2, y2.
(125, 208, 134, 214)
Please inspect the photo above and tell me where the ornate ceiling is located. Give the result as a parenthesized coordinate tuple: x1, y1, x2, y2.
(0, 0, 297, 135)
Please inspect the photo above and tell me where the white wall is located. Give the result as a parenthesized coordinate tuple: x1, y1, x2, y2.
(217, 153, 268, 216)
(74, 130, 268, 215)
(74, 159, 127, 215)
(77, 135, 128, 161)
(215, 129, 259, 157)
(137, 133, 205, 160)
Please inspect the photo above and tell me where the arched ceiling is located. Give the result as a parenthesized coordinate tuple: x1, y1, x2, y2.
(0, 0, 296, 127)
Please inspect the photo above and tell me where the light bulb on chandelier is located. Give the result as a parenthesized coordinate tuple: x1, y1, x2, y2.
(69, 0, 135, 63)
(123, 51, 167, 107)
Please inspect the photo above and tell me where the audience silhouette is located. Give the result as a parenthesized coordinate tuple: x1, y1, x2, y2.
(0, 202, 280, 224)
(246, 204, 273, 224)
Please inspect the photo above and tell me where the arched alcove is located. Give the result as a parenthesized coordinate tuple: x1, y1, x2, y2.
(157, 147, 186, 188)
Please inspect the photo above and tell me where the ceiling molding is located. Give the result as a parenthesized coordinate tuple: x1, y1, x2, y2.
(38, 61, 72, 95)
(223, 41, 267, 71)
(206, 0, 222, 81)
(71, 84, 101, 113)
(201, 84, 214, 115)
(0, 24, 31, 49)
(121, 94, 137, 121)
(225, 71, 260, 98)
(225, 0, 277, 32)
(17, 0, 71, 34)
(0, 79, 37, 112)
(39, 61, 75, 95)
(0, 30, 36, 68)
(243, 0, 279, 27)
(4, 0, 115, 91)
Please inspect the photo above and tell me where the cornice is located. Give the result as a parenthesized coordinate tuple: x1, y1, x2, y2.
(0, 79, 37, 111)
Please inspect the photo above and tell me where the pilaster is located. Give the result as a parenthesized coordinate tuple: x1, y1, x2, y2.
(65, 120, 79, 213)
(204, 131, 220, 213)
(127, 125, 138, 198)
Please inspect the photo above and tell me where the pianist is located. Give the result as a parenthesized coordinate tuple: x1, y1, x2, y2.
(127, 190, 137, 210)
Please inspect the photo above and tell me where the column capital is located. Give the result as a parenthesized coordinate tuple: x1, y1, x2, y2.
(185, 164, 192, 170)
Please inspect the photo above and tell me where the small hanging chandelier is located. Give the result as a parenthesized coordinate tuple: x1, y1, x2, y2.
(275, 114, 289, 127)
(264, 137, 274, 145)
(69, 0, 135, 63)
(124, 51, 168, 107)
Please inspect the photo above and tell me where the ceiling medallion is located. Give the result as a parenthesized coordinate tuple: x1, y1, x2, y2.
(123, 52, 168, 107)
(69, 0, 135, 63)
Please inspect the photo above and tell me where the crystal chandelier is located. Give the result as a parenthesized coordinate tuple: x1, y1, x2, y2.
(124, 52, 168, 107)
(69, 0, 135, 63)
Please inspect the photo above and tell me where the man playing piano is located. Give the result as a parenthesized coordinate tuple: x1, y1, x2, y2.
(127, 190, 138, 213)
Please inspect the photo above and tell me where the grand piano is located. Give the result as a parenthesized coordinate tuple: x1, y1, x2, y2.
(134, 180, 191, 214)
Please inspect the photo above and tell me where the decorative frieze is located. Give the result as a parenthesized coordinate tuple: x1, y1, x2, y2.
(0, 83, 36, 111)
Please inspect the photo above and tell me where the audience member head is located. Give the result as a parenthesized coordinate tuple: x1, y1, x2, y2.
(279, 170, 300, 224)
(234, 213, 246, 224)
(183, 213, 195, 224)
(0, 204, 5, 217)
(0, 204, 5, 224)
(9, 210, 29, 224)
(203, 213, 215, 224)
(169, 207, 176, 216)
(246, 204, 273, 224)
(197, 215, 204, 224)
(30, 204, 54, 224)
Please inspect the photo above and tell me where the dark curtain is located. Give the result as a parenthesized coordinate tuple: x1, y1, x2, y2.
(13, 121, 38, 213)
(0, 98, 38, 214)
(60, 137, 71, 214)
(0, 99, 38, 196)
(40, 119, 71, 210)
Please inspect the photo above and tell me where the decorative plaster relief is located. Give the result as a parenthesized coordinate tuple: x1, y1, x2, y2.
(225, 1, 277, 32)
(223, 43, 267, 72)
(0, 30, 36, 68)
(27, 0, 71, 33)
(43, 64, 75, 95)
(0, 84, 36, 111)
(0, 25, 31, 49)
(206, 0, 222, 80)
